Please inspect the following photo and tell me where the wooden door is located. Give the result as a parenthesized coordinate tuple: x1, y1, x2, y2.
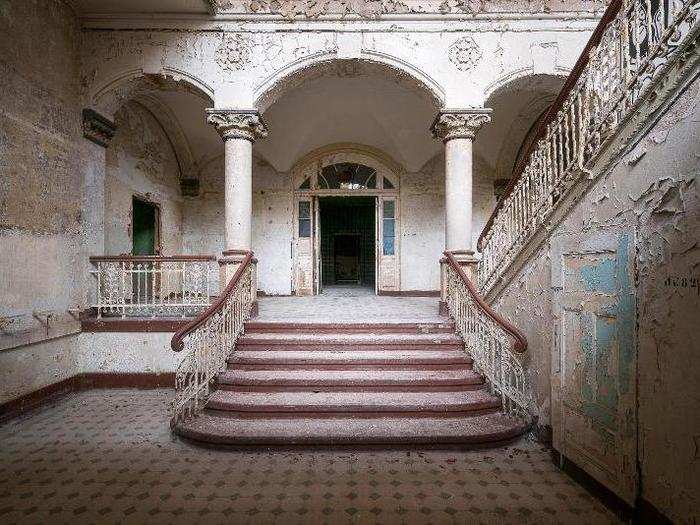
(551, 230, 637, 504)
(376, 197, 400, 293)
(293, 196, 314, 296)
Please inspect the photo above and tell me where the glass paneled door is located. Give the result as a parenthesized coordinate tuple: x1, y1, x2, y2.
(376, 196, 400, 293)
(293, 196, 315, 296)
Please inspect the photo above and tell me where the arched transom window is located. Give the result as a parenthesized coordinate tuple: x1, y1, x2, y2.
(294, 145, 401, 194)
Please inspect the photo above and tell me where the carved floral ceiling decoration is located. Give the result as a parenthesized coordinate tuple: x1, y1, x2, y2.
(449, 36, 483, 71)
(212, 0, 491, 18)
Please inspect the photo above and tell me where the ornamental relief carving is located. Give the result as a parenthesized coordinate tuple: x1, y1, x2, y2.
(216, 33, 252, 71)
(448, 36, 482, 71)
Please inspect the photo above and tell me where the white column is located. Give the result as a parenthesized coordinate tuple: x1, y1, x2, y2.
(206, 110, 268, 252)
(431, 109, 491, 253)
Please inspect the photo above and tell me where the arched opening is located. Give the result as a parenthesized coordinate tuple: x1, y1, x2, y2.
(478, 73, 567, 215)
(253, 58, 444, 174)
(290, 145, 402, 296)
(248, 57, 443, 296)
(91, 73, 219, 260)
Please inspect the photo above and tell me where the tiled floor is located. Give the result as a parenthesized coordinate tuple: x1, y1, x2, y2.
(0, 389, 620, 525)
(258, 290, 444, 323)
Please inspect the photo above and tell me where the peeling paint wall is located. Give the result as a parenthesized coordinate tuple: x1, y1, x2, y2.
(0, 0, 83, 396)
(78, 332, 179, 374)
(491, 75, 700, 521)
(182, 155, 294, 295)
(105, 102, 183, 255)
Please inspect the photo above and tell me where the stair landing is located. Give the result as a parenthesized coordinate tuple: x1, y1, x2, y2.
(174, 317, 529, 447)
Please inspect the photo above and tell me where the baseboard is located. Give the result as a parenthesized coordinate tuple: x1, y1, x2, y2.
(552, 451, 673, 524)
(378, 290, 440, 297)
(0, 372, 175, 424)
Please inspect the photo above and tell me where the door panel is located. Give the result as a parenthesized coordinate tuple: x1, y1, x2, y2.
(376, 197, 400, 293)
(293, 197, 314, 296)
(551, 231, 637, 504)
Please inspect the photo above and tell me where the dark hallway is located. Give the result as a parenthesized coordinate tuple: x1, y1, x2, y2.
(319, 196, 376, 289)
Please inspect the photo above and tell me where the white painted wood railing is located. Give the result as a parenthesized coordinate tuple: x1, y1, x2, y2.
(170, 252, 255, 423)
(478, 0, 699, 293)
(90, 255, 217, 318)
(443, 252, 530, 416)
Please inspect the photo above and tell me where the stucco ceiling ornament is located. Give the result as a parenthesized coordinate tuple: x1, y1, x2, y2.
(431, 110, 492, 142)
(448, 36, 483, 71)
(216, 33, 251, 71)
(206, 110, 269, 141)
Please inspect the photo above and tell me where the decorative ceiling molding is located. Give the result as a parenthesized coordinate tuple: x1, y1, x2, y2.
(208, 0, 609, 19)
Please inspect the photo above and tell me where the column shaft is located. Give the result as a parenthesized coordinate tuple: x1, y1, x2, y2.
(444, 137, 473, 252)
(224, 138, 253, 251)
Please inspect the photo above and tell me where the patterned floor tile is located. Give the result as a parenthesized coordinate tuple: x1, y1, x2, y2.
(0, 389, 620, 524)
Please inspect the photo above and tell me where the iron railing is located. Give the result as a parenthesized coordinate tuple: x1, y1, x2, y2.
(90, 255, 217, 318)
(478, 0, 699, 293)
(443, 252, 530, 416)
(170, 252, 256, 423)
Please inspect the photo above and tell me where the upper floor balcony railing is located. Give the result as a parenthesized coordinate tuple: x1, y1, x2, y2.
(90, 255, 218, 318)
(477, 0, 699, 293)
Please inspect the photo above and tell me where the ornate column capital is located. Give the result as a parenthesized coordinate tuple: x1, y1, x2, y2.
(206, 109, 268, 142)
(82, 108, 116, 147)
(431, 109, 492, 142)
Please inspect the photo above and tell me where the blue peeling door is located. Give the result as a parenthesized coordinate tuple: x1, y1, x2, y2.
(551, 231, 637, 504)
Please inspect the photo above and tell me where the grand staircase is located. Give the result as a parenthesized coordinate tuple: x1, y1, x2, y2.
(174, 320, 529, 446)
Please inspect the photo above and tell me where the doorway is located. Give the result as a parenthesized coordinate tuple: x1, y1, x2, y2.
(132, 196, 159, 255)
(319, 196, 375, 292)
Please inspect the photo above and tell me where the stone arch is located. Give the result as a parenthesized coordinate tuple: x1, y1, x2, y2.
(89, 68, 215, 119)
(483, 72, 567, 180)
(253, 55, 445, 113)
(88, 68, 216, 187)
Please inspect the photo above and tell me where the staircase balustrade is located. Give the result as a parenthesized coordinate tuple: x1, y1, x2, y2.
(170, 252, 256, 423)
(478, 0, 699, 293)
(443, 252, 530, 416)
(90, 255, 217, 318)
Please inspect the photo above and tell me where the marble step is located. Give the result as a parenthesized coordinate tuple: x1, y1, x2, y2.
(228, 349, 472, 367)
(206, 389, 500, 414)
(217, 368, 483, 388)
(244, 321, 455, 334)
(236, 332, 464, 351)
(175, 412, 529, 447)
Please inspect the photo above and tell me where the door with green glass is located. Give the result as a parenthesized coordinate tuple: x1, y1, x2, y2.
(132, 197, 159, 255)
(131, 197, 159, 308)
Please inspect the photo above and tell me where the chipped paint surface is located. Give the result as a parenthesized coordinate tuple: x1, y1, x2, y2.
(492, 75, 700, 520)
(0, 0, 83, 395)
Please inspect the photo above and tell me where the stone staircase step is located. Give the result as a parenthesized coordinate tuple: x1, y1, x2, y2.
(175, 412, 529, 446)
(245, 321, 455, 334)
(218, 368, 482, 388)
(236, 332, 463, 351)
(206, 389, 501, 414)
(228, 349, 472, 367)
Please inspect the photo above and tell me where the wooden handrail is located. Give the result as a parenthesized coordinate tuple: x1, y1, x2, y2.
(90, 255, 217, 262)
(444, 251, 527, 353)
(171, 251, 254, 352)
(478, 0, 623, 250)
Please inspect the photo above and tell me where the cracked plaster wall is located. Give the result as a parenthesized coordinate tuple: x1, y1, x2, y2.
(0, 0, 84, 399)
(105, 102, 183, 256)
(491, 75, 700, 522)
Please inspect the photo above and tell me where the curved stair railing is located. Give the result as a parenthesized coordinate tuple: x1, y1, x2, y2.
(170, 251, 255, 424)
(478, 0, 699, 294)
(443, 251, 530, 416)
